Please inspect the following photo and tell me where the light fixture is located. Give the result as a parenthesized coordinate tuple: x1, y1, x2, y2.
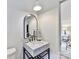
(33, 5, 42, 11)
(27, 14, 31, 17)
(33, 0, 42, 11)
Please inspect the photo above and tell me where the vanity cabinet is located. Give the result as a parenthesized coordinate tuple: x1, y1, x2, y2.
(23, 47, 50, 59)
(23, 41, 50, 59)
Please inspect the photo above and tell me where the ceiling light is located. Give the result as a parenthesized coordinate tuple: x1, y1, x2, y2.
(33, 0, 42, 11)
(27, 14, 31, 17)
(33, 5, 42, 11)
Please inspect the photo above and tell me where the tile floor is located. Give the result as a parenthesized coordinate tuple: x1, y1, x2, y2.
(61, 55, 70, 59)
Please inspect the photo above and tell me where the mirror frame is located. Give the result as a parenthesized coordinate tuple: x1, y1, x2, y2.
(23, 14, 38, 39)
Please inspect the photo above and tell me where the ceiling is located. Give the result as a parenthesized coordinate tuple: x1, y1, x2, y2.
(7, 0, 59, 14)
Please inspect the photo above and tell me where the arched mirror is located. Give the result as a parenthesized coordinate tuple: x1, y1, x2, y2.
(23, 14, 42, 41)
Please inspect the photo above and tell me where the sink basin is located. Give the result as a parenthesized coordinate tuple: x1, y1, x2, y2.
(24, 40, 49, 57)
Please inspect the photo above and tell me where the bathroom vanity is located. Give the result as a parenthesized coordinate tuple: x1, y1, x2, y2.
(23, 40, 50, 59)
(23, 14, 50, 59)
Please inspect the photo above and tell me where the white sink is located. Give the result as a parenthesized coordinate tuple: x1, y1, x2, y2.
(24, 40, 49, 57)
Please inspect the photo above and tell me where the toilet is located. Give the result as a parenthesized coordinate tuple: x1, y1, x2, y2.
(7, 48, 16, 59)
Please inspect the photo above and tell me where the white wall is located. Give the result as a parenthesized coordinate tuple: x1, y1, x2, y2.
(7, 8, 26, 59)
(38, 8, 59, 55)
